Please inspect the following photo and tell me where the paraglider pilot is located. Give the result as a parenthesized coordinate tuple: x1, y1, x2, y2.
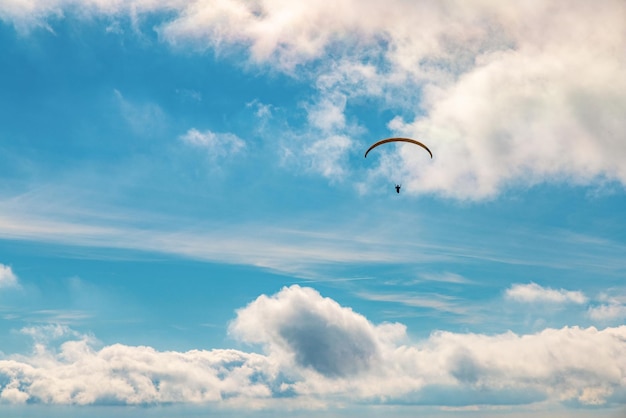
(395, 184, 401, 194)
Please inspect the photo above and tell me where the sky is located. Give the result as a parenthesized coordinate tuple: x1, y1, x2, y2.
(0, 0, 625, 417)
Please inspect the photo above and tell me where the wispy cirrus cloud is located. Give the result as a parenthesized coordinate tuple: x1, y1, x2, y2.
(179, 128, 246, 159)
(419, 272, 475, 285)
(114, 89, 167, 137)
(1, 188, 625, 283)
(356, 291, 470, 316)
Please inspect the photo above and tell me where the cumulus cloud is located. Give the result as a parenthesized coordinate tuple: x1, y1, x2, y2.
(3, 0, 624, 197)
(2, 286, 626, 409)
(505, 282, 587, 304)
(0, 264, 19, 288)
(229, 285, 395, 378)
(588, 294, 626, 321)
(588, 303, 626, 321)
(19, 324, 78, 342)
(0, 339, 276, 405)
(159, 0, 626, 198)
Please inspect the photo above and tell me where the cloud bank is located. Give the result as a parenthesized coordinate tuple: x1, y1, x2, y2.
(2, 286, 625, 410)
(2, 0, 624, 198)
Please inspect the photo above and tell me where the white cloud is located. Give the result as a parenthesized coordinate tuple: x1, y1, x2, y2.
(419, 272, 474, 284)
(0, 338, 276, 405)
(0, 264, 19, 288)
(114, 89, 167, 137)
(396, 40, 626, 199)
(19, 324, 78, 342)
(1, 192, 624, 282)
(160, 0, 625, 198)
(356, 291, 469, 316)
(303, 134, 353, 179)
(246, 99, 273, 119)
(179, 128, 246, 159)
(588, 303, 626, 321)
(161, 0, 626, 198)
(277, 90, 359, 180)
(0, 198, 447, 280)
(2, 0, 624, 197)
(2, 286, 626, 409)
(589, 292, 626, 322)
(229, 285, 401, 378)
(505, 283, 587, 304)
(0, 0, 182, 32)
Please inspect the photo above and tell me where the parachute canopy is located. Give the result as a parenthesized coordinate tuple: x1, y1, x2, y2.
(364, 137, 433, 159)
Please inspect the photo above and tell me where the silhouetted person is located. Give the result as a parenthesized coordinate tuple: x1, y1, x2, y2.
(395, 184, 401, 194)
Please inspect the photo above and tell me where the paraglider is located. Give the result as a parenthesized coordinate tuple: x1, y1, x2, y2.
(364, 137, 433, 194)
(364, 137, 433, 159)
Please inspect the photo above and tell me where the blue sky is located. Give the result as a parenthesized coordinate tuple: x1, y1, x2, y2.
(1, 1, 625, 416)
